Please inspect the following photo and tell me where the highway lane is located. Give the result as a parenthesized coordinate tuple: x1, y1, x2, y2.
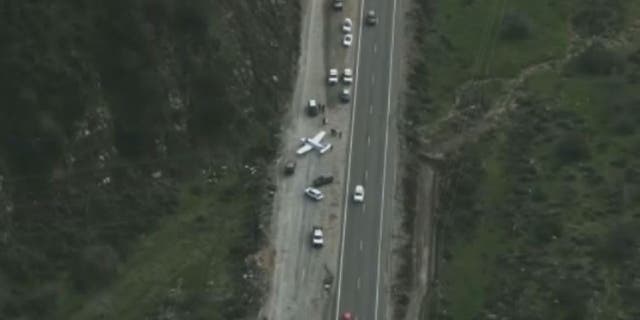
(335, 0, 398, 319)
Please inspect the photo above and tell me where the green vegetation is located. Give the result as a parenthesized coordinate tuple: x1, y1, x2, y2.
(407, 0, 640, 319)
(408, 0, 570, 124)
(59, 174, 268, 320)
(0, 1, 299, 319)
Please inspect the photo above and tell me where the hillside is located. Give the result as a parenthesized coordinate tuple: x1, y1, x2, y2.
(402, 0, 640, 319)
(0, 1, 299, 319)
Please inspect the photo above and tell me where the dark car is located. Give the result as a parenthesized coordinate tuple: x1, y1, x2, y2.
(307, 99, 319, 117)
(366, 10, 378, 25)
(312, 175, 334, 187)
(284, 161, 296, 175)
(333, 0, 344, 10)
(339, 88, 351, 103)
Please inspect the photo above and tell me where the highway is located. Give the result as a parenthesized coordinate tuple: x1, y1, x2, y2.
(335, 0, 399, 319)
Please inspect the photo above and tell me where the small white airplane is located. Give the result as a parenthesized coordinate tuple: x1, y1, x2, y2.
(296, 130, 332, 155)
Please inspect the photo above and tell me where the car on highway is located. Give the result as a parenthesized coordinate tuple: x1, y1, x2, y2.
(353, 185, 364, 202)
(333, 0, 344, 10)
(342, 18, 353, 33)
(366, 10, 378, 25)
(342, 68, 353, 84)
(305, 187, 324, 201)
(339, 88, 351, 102)
(283, 160, 296, 175)
(312, 175, 334, 187)
(307, 99, 319, 116)
(342, 33, 353, 47)
(328, 68, 339, 85)
(311, 226, 324, 248)
(342, 312, 353, 320)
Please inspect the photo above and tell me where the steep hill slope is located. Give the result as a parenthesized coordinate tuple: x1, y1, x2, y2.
(0, 1, 299, 319)
(400, 0, 640, 319)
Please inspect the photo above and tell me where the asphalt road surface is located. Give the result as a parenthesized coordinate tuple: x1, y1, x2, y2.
(335, 0, 399, 319)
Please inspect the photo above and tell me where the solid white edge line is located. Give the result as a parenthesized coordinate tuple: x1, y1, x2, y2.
(374, 0, 398, 319)
(335, 0, 367, 319)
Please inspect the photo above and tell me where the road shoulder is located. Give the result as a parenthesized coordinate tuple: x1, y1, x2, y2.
(382, 0, 439, 319)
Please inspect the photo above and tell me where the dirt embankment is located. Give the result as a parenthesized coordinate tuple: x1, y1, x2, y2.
(390, 152, 440, 320)
(385, 0, 441, 317)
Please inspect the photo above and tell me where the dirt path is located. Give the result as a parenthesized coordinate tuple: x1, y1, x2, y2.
(402, 164, 436, 320)
(423, 18, 640, 158)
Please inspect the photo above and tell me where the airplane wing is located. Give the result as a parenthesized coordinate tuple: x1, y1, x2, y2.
(319, 143, 332, 154)
(296, 144, 313, 155)
(309, 130, 327, 144)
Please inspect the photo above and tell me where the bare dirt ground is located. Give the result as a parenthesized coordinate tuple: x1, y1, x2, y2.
(400, 164, 437, 320)
(257, 1, 361, 319)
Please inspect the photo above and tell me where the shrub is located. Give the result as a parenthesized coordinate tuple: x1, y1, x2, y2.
(573, 43, 624, 75)
(572, 0, 625, 37)
(553, 132, 590, 165)
(596, 222, 640, 264)
(501, 11, 533, 41)
(71, 245, 121, 292)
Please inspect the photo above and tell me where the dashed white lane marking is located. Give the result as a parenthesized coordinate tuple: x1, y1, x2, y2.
(357, 277, 361, 289)
(360, 240, 364, 251)
(373, 43, 377, 53)
(374, 0, 400, 319)
(335, 0, 367, 318)
(367, 136, 371, 146)
(364, 170, 368, 181)
(369, 104, 373, 114)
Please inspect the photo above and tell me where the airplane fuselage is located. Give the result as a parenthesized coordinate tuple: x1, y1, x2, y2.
(301, 138, 326, 149)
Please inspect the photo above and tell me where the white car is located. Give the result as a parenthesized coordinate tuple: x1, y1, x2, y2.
(342, 68, 353, 84)
(342, 34, 353, 47)
(342, 18, 353, 33)
(305, 187, 324, 201)
(312, 226, 324, 248)
(353, 185, 364, 202)
(328, 68, 339, 85)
